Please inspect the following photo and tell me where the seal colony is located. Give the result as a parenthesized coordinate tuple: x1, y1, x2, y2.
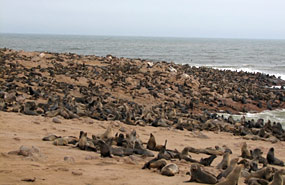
(0, 48, 285, 141)
(0, 111, 284, 185)
(41, 126, 285, 184)
(0, 48, 285, 184)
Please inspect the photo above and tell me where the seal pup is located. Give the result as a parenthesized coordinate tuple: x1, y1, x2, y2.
(241, 142, 252, 159)
(216, 152, 230, 170)
(217, 157, 239, 179)
(269, 169, 284, 185)
(96, 139, 112, 158)
(160, 163, 179, 176)
(186, 164, 217, 184)
(216, 164, 243, 185)
(199, 154, 216, 166)
(267, 148, 284, 166)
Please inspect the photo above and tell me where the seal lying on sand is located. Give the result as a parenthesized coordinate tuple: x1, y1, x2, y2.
(186, 164, 217, 184)
(142, 158, 167, 170)
(160, 163, 179, 176)
(245, 167, 274, 182)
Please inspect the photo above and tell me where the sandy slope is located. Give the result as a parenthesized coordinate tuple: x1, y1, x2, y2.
(0, 111, 284, 185)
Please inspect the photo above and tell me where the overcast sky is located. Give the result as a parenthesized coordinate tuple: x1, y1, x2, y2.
(0, 0, 285, 39)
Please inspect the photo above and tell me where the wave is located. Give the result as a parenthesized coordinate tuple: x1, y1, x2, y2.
(219, 109, 285, 129)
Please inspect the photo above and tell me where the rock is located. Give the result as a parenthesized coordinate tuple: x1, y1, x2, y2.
(72, 171, 82, 176)
(64, 156, 75, 163)
(85, 155, 97, 160)
(18, 145, 40, 157)
(52, 117, 61, 124)
(21, 177, 36, 182)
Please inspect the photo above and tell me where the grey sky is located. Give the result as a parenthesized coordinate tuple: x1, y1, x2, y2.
(1, 0, 285, 39)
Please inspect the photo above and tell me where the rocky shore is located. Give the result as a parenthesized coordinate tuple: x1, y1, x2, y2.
(0, 48, 285, 141)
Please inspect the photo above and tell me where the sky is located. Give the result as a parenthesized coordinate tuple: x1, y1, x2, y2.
(0, 0, 285, 39)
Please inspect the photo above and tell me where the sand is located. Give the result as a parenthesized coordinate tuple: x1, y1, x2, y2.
(0, 111, 284, 185)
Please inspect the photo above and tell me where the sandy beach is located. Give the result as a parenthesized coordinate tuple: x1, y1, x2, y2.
(0, 49, 285, 185)
(0, 111, 284, 185)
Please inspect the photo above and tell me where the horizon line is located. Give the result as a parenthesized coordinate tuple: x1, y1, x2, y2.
(1, 32, 285, 41)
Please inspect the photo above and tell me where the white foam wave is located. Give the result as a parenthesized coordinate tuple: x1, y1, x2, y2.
(219, 109, 285, 129)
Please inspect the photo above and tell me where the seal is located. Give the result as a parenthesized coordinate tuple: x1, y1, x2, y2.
(42, 134, 59, 141)
(142, 158, 167, 170)
(176, 147, 198, 163)
(186, 164, 217, 184)
(216, 152, 230, 170)
(216, 164, 243, 185)
(100, 125, 113, 141)
(78, 131, 96, 151)
(247, 177, 269, 185)
(267, 148, 284, 166)
(217, 158, 239, 179)
(96, 139, 112, 158)
(245, 167, 274, 182)
(146, 133, 156, 150)
(53, 137, 68, 146)
(241, 142, 252, 159)
(199, 154, 216, 166)
(269, 170, 284, 185)
(160, 163, 179, 176)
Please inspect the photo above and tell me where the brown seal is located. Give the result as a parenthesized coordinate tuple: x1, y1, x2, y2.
(78, 131, 96, 151)
(217, 158, 239, 179)
(146, 133, 156, 150)
(241, 142, 252, 159)
(187, 164, 217, 184)
(245, 167, 274, 183)
(161, 163, 179, 176)
(247, 177, 269, 185)
(217, 152, 230, 170)
(142, 158, 167, 170)
(199, 154, 216, 166)
(267, 147, 284, 166)
(96, 139, 112, 158)
(216, 164, 243, 185)
(269, 169, 284, 185)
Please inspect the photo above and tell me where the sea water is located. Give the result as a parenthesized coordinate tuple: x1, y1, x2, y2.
(0, 33, 284, 126)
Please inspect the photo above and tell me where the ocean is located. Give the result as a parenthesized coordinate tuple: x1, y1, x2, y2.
(0, 33, 284, 127)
